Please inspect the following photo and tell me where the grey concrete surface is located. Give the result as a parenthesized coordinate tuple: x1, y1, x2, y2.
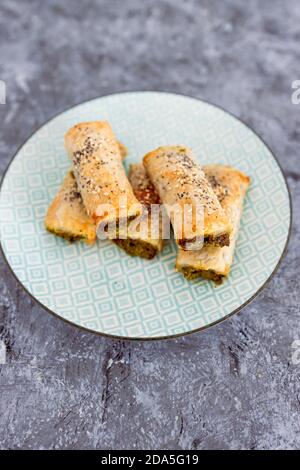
(0, 0, 299, 450)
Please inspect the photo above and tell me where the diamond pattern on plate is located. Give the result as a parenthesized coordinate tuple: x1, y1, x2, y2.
(0, 92, 291, 338)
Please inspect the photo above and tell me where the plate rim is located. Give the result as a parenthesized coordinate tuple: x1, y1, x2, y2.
(0, 90, 293, 341)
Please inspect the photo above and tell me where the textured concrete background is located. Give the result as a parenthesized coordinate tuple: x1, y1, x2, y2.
(0, 0, 299, 450)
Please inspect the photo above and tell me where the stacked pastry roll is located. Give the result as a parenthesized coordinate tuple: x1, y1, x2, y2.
(176, 165, 250, 283)
(143, 146, 233, 250)
(45, 170, 97, 244)
(45, 138, 128, 244)
(45, 123, 163, 259)
(45, 123, 249, 283)
(64, 121, 143, 235)
(143, 146, 250, 283)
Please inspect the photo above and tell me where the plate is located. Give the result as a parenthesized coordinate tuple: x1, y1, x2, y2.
(0, 92, 291, 339)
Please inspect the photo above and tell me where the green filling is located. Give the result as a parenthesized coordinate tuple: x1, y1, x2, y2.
(46, 226, 87, 243)
(178, 232, 230, 250)
(180, 267, 224, 284)
(204, 233, 230, 247)
(113, 238, 157, 260)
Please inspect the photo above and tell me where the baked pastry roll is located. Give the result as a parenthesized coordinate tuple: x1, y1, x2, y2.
(45, 170, 96, 244)
(45, 140, 127, 244)
(64, 121, 142, 235)
(143, 146, 232, 250)
(176, 165, 250, 283)
(45, 164, 163, 259)
(113, 163, 163, 259)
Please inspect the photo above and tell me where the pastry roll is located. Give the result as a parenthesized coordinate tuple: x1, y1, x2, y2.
(45, 141, 127, 244)
(45, 170, 96, 244)
(45, 164, 163, 259)
(65, 121, 142, 235)
(143, 146, 232, 250)
(176, 165, 250, 283)
(113, 163, 163, 259)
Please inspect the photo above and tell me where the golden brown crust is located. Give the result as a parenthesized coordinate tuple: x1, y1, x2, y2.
(143, 146, 232, 249)
(45, 171, 96, 244)
(45, 163, 163, 258)
(45, 136, 127, 245)
(64, 121, 142, 231)
(204, 164, 250, 214)
(128, 163, 161, 208)
(117, 141, 127, 159)
(176, 165, 250, 283)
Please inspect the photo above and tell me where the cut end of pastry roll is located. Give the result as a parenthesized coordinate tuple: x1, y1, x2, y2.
(65, 120, 142, 229)
(143, 146, 232, 250)
(176, 266, 225, 284)
(177, 232, 231, 250)
(176, 165, 250, 283)
(45, 170, 96, 244)
(45, 135, 127, 245)
(112, 163, 163, 259)
(113, 237, 159, 260)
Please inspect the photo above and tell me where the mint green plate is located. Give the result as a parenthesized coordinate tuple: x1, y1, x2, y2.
(0, 92, 291, 340)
